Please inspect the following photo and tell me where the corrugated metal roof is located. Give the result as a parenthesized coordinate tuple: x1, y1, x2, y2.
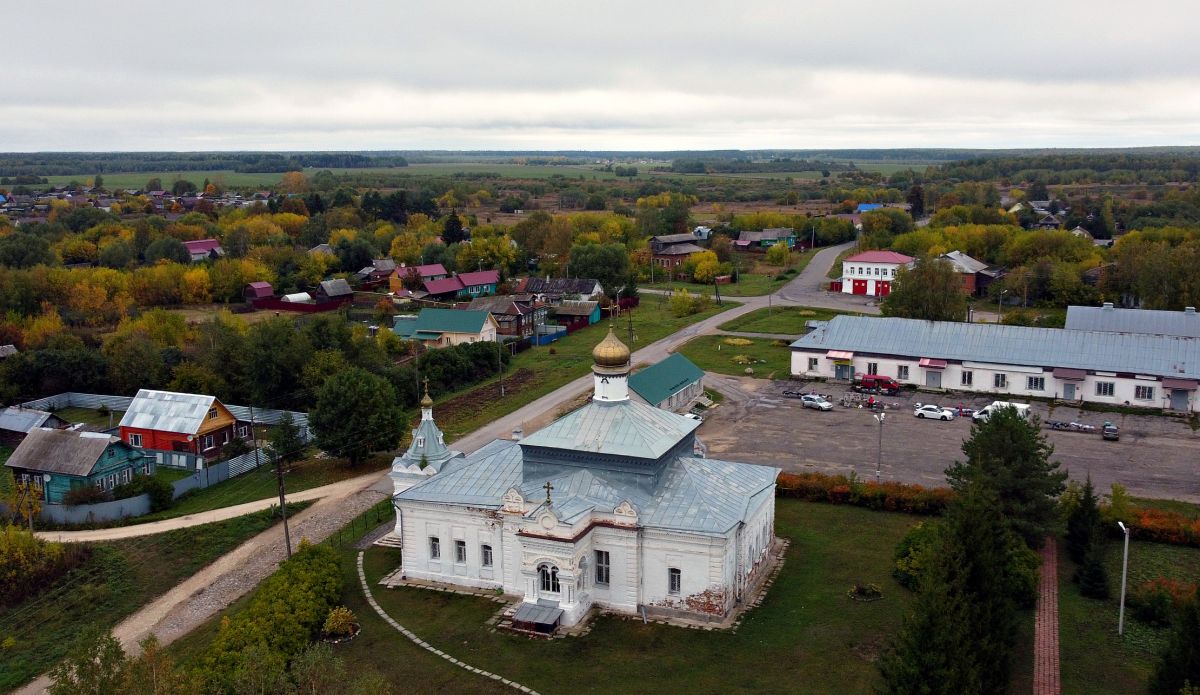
(520, 399, 698, 460)
(118, 389, 218, 435)
(791, 315, 1200, 379)
(413, 308, 491, 335)
(457, 270, 500, 287)
(939, 250, 988, 274)
(319, 279, 353, 297)
(845, 250, 914, 264)
(629, 353, 704, 406)
(0, 407, 56, 434)
(1065, 305, 1200, 338)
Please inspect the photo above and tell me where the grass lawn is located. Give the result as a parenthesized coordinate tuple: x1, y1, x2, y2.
(54, 406, 123, 429)
(678, 334, 792, 380)
(643, 248, 817, 297)
(719, 305, 861, 335)
(132, 454, 380, 523)
(433, 299, 729, 441)
(175, 499, 920, 695)
(0, 505, 304, 692)
(1057, 537, 1200, 694)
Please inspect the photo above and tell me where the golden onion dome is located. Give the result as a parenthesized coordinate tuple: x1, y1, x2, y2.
(420, 379, 433, 407)
(592, 326, 630, 368)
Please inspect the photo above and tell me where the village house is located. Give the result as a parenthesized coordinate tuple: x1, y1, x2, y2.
(388, 263, 450, 294)
(183, 239, 224, 263)
(734, 228, 796, 251)
(243, 281, 274, 301)
(465, 295, 547, 339)
(5, 428, 150, 503)
(456, 269, 500, 298)
(517, 277, 605, 304)
(0, 344, 18, 359)
(791, 315, 1200, 412)
(551, 300, 601, 327)
(938, 250, 1003, 297)
(119, 389, 243, 461)
(315, 278, 353, 301)
(840, 250, 915, 297)
(649, 234, 706, 269)
(388, 329, 779, 631)
(422, 276, 466, 300)
(0, 406, 67, 446)
(629, 353, 705, 411)
(392, 308, 499, 346)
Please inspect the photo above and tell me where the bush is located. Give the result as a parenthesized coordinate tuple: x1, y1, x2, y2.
(0, 524, 90, 608)
(62, 486, 110, 506)
(1131, 578, 1198, 627)
(112, 474, 175, 512)
(1076, 541, 1110, 599)
(200, 541, 342, 690)
(775, 471, 953, 515)
(893, 521, 941, 591)
(322, 606, 358, 638)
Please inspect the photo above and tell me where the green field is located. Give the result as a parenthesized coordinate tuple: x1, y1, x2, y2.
(719, 305, 860, 335)
(173, 499, 920, 695)
(678, 334, 792, 380)
(0, 505, 304, 692)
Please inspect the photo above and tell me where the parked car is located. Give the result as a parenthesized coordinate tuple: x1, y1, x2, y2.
(913, 404, 955, 421)
(1102, 422, 1120, 441)
(801, 394, 833, 411)
(972, 401, 1031, 422)
(684, 413, 704, 423)
(852, 374, 901, 396)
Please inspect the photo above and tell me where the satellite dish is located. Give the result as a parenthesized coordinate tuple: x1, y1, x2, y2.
(43, 474, 51, 483)
(187, 434, 195, 442)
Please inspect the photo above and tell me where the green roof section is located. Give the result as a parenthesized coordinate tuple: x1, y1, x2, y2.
(629, 353, 704, 406)
(393, 308, 491, 337)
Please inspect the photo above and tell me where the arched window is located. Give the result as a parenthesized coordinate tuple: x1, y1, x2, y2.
(538, 563, 560, 593)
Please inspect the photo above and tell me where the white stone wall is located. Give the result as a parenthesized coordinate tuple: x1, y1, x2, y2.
(642, 529, 733, 615)
(791, 349, 1198, 412)
(399, 502, 506, 591)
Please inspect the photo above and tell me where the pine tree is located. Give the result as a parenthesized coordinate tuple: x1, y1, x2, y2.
(1150, 598, 1200, 695)
(1075, 535, 1110, 600)
(947, 407, 1067, 547)
(1065, 474, 1100, 563)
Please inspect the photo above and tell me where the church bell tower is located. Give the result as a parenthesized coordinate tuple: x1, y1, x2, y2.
(591, 326, 631, 402)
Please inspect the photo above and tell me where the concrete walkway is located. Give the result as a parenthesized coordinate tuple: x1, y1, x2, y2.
(1033, 538, 1061, 695)
(35, 470, 387, 543)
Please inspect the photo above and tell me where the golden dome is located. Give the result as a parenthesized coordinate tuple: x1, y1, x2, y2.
(420, 378, 433, 407)
(592, 326, 630, 368)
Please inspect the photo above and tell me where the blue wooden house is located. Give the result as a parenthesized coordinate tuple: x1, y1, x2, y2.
(4, 428, 151, 503)
(456, 270, 500, 299)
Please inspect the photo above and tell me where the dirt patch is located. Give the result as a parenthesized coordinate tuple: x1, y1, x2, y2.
(850, 635, 885, 663)
(436, 368, 537, 425)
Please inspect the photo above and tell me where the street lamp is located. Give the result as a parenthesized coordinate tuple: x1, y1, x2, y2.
(872, 412, 885, 483)
(1117, 521, 1131, 636)
(997, 289, 1009, 324)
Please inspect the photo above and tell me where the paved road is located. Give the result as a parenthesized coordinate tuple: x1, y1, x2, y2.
(777, 241, 881, 313)
(698, 375, 1200, 502)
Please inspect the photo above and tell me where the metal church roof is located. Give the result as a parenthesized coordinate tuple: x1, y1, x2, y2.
(118, 389, 219, 435)
(520, 399, 698, 460)
(791, 315, 1200, 380)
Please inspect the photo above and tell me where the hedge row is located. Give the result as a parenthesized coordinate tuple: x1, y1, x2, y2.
(200, 541, 342, 691)
(775, 472, 954, 516)
(1122, 507, 1200, 548)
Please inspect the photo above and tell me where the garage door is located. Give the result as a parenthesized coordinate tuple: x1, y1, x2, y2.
(852, 279, 868, 295)
(877, 281, 891, 297)
(926, 371, 942, 388)
(1171, 389, 1190, 411)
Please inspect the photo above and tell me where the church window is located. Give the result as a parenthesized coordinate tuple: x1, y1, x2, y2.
(595, 550, 610, 586)
(415, 436, 425, 448)
(454, 540, 467, 563)
(538, 564, 560, 593)
(429, 537, 440, 560)
(668, 567, 681, 595)
(481, 544, 493, 567)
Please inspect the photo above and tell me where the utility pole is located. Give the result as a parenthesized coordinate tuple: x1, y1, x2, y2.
(255, 405, 291, 559)
(497, 337, 505, 397)
(627, 301, 635, 346)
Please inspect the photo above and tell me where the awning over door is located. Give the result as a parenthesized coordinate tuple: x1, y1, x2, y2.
(918, 358, 947, 369)
(1162, 377, 1200, 390)
(1052, 367, 1087, 381)
(826, 350, 854, 360)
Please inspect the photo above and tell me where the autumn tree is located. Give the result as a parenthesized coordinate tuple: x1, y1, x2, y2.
(279, 171, 310, 194)
(691, 250, 721, 283)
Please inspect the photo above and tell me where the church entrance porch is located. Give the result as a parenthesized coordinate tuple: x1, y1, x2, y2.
(510, 601, 564, 634)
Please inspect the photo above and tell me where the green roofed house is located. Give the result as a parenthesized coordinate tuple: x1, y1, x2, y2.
(629, 353, 705, 411)
(393, 308, 499, 347)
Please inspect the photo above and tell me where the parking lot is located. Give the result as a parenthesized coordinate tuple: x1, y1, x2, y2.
(698, 374, 1200, 502)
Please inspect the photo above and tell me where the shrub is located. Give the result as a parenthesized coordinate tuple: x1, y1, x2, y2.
(112, 474, 175, 513)
(1130, 578, 1198, 627)
(0, 524, 90, 608)
(722, 337, 753, 346)
(62, 486, 110, 506)
(775, 471, 953, 516)
(1076, 541, 1110, 600)
(893, 521, 941, 591)
(322, 606, 358, 639)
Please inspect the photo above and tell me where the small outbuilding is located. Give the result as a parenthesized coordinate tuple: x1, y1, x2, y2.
(0, 407, 67, 446)
(243, 281, 274, 300)
(629, 353, 705, 411)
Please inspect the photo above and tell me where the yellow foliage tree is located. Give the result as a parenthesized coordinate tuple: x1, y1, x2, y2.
(693, 251, 721, 284)
(271, 213, 308, 238)
(23, 308, 66, 348)
(765, 243, 791, 266)
(181, 267, 213, 304)
(389, 233, 424, 266)
(329, 228, 358, 247)
(279, 171, 310, 194)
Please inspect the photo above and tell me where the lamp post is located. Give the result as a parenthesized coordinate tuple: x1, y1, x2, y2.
(1117, 521, 1131, 636)
(872, 412, 885, 483)
(997, 289, 1008, 324)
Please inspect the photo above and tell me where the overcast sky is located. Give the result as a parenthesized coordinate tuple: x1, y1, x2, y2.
(6, 1, 1200, 151)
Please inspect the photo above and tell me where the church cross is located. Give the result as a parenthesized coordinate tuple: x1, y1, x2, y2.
(543, 481, 554, 505)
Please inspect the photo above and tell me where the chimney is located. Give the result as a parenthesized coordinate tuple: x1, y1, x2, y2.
(1186, 307, 1196, 315)
(1102, 302, 1115, 310)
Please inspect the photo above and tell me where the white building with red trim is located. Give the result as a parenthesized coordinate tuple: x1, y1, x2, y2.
(840, 250, 914, 297)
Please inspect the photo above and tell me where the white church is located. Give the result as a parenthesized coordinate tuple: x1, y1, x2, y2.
(389, 328, 780, 631)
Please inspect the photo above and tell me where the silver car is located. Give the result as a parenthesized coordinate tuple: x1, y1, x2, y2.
(801, 394, 833, 411)
(913, 404, 955, 421)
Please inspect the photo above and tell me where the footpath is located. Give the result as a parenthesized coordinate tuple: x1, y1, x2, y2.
(1033, 537, 1062, 695)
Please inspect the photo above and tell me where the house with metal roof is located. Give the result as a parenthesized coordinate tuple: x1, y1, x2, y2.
(391, 308, 498, 346)
(629, 353, 705, 411)
(390, 329, 779, 631)
(182, 239, 224, 263)
(938, 250, 1003, 297)
(466, 295, 547, 338)
(456, 270, 500, 298)
(388, 263, 449, 293)
(1065, 303, 1200, 338)
(0, 407, 67, 446)
(243, 281, 274, 300)
(0, 344, 18, 359)
(551, 300, 601, 326)
(5, 428, 149, 503)
(840, 250, 914, 297)
(316, 278, 353, 299)
(517, 277, 605, 303)
(119, 389, 243, 458)
(791, 315, 1200, 412)
(734, 228, 796, 250)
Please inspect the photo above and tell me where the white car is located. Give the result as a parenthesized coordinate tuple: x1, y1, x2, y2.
(913, 404, 955, 421)
(800, 394, 833, 411)
(685, 413, 704, 423)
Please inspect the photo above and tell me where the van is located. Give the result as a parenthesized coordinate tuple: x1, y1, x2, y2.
(852, 374, 901, 395)
(972, 401, 1031, 422)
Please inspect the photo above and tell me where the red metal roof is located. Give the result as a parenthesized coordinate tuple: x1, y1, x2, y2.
(844, 250, 914, 265)
(458, 270, 500, 287)
(183, 238, 222, 253)
(423, 277, 465, 295)
(414, 263, 447, 277)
